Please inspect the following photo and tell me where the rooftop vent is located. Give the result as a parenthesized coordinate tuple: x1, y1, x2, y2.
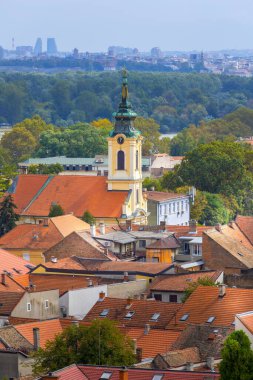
(100, 309, 109, 317)
(150, 312, 160, 322)
(180, 313, 189, 321)
(125, 311, 135, 319)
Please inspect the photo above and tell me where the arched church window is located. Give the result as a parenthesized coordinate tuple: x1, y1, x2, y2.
(136, 150, 139, 170)
(117, 150, 125, 170)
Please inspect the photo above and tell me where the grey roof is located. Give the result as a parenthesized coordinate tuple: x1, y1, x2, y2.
(96, 230, 171, 244)
(19, 156, 151, 167)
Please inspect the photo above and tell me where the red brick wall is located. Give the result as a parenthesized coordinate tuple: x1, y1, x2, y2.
(202, 233, 246, 274)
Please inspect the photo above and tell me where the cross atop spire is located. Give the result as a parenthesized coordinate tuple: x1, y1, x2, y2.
(110, 70, 140, 138)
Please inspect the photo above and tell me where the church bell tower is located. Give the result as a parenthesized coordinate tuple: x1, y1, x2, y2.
(107, 70, 147, 223)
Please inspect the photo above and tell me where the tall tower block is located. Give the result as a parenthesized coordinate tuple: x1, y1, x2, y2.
(107, 70, 147, 223)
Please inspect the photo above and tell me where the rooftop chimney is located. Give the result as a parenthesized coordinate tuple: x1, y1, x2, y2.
(99, 223, 105, 235)
(132, 338, 137, 354)
(33, 327, 40, 351)
(189, 220, 197, 234)
(1, 273, 6, 286)
(144, 323, 150, 335)
(43, 218, 49, 227)
(185, 362, 194, 371)
(215, 224, 222, 233)
(119, 367, 128, 380)
(206, 356, 215, 372)
(218, 284, 226, 298)
(98, 291, 106, 301)
(90, 224, 96, 237)
(126, 298, 132, 308)
(136, 347, 143, 362)
(123, 271, 129, 282)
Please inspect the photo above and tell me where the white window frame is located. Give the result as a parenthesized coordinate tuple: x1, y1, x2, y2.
(27, 302, 31, 312)
(45, 300, 49, 309)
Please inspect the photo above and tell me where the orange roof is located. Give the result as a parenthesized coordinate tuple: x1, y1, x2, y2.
(123, 327, 181, 359)
(50, 214, 90, 237)
(0, 275, 25, 293)
(167, 225, 212, 238)
(9, 174, 49, 214)
(150, 271, 222, 292)
(0, 248, 33, 275)
(29, 273, 99, 296)
(0, 221, 63, 250)
(147, 191, 187, 202)
(13, 274, 30, 287)
(174, 286, 253, 327)
(0, 291, 24, 315)
(15, 319, 63, 348)
(8, 175, 128, 218)
(236, 215, 253, 246)
(84, 297, 181, 328)
(41, 257, 85, 270)
(237, 312, 253, 335)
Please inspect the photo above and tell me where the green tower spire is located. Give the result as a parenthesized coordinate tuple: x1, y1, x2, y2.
(110, 69, 140, 137)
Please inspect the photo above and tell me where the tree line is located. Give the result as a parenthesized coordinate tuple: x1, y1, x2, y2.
(1, 71, 253, 131)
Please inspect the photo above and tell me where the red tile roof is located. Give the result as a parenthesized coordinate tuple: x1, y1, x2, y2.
(0, 275, 25, 293)
(236, 215, 253, 246)
(78, 366, 220, 380)
(123, 327, 181, 359)
(146, 191, 187, 202)
(54, 364, 88, 380)
(29, 273, 99, 296)
(147, 236, 181, 250)
(236, 312, 253, 335)
(0, 291, 24, 316)
(0, 248, 33, 275)
(8, 175, 128, 218)
(15, 319, 63, 348)
(167, 225, 212, 238)
(150, 271, 222, 292)
(174, 286, 253, 327)
(84, 297, 181, 328)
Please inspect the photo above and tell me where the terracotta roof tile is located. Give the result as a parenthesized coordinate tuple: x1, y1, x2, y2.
(174, 286, 253, 327)
(0, 248, 34, 275)
(15, 319, 63, 348)
(0, 291, 24, 316)
(53, 364, 89, 380)
(236, 215, 253, 246)
(10, 175, 128, 218)
(13, 274, 30, 287)
(84, 297, 181, 328)
(41, 257, 85, 270)
(50, 214, 90, 237)
(0, 275, 25, 293)
(146, 191, 188, 202)
(150, 271, 222, 292)
(147, 236, 181, 250)
(123, 327, 181, 359)
(29, 273, 99, 296)
(78, 365, 220, 380)
(160, 347, 201, 368)
(236, 312, 253, 335)
(167, 225, 212, 238)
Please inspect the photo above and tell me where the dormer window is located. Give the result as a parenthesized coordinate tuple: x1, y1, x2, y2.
(125, 311, 135, 319)
(180, 313, 189, 321)
(150, 312, 160, 322)
(100, 309, 109, 317)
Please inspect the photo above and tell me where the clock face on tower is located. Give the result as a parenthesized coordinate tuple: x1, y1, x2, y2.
(117, 136, 125, 145)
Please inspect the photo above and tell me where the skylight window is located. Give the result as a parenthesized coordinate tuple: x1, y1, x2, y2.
(207, 316, 215, 323)
(100, 372, 112, 379)
(150, 312, 160, 322)
(180, 313, 189, 321)
(152, 375, 164, 380)
(100, 309, 109, 317)
(125, 311, 135, 319)
(238, 252, 244, 257)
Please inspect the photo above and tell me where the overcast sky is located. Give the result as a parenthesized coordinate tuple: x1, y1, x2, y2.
(0, 0, 252, 52)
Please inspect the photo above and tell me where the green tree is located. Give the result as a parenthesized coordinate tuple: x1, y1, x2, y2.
(82, 210, 95, 225)
(32, 319, 136, 375)
(28, 163, 63, 175)
(48, 204, 64, 217)
(220, 330, 253, 380)
(0, 195, 19, 236)
(0, 127, 37, 163)
(182, 278, 216, 303)
(134, 117, 161, 155)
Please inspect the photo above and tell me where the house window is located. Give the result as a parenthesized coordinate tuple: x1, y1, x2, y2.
(44, 300, 49, 309)
(136, 150, 139, 169)
(153, 294, 162, 301)
(27, 302, 31, 312)
(23, 253, 30, 261)
(169, 294, 178, 303)
(125, 311, 135, 319)
(150, 313, 160, 321)
(173, 203, 175, 212)
(139, 240, 146, 248)
(117, 150, 125, 170)
(181, 201, 184, 211)
(100, 309, 109, 317)
(169, 203, 171, 214)
(177, 202, 179, 211)
(180, 313, 189, 321)
(193, 244, 202, 256)
(152, 257, 159, 263)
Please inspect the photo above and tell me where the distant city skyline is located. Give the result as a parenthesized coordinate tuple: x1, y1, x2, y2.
(1, 0, 253, 52)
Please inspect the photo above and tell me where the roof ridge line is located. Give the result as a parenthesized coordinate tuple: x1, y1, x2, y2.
(22, 175, 54, 213)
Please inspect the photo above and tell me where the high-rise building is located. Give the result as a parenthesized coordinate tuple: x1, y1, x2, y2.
(34, 38, 42, 56)
(47, 38, 57, 55)
(151, 47, 162, 58)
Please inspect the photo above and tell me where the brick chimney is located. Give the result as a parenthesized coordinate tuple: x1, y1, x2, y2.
(119, 367, 128, 380)
(98, 291, 106, 301)
(126, 220, 132, 231)
(33, 327, 40, 350)
(123, 271, 129, 282)
(189, 220, 197, 233)
(218, 284, 226, 297)
(1, 273, 6, 286)
(206, 356, 215, 372)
